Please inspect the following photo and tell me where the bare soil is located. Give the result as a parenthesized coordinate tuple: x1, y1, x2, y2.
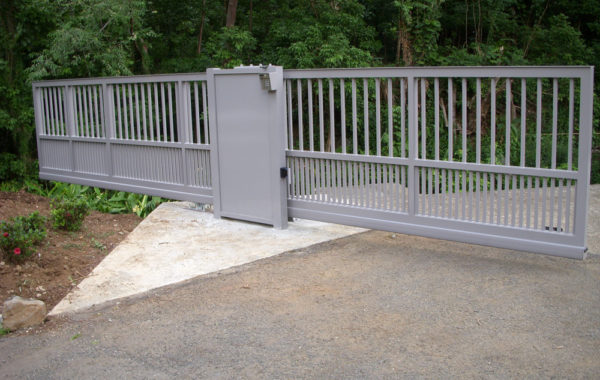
(0, 191, 141, 313)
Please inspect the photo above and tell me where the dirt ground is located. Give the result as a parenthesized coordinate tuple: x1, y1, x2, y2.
(0, 191, 141, 314)
(0, 230, 598, 378)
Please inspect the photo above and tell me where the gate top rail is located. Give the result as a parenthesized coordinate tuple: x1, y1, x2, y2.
(32, 72, 208, 88)
(32, 66, 594, 88)
(283, 66, 593, 79)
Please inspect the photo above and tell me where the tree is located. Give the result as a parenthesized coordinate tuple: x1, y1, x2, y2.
(0, 0, 54, 175)
(28, 0, 153, 80)
(257, 0, 380, 68)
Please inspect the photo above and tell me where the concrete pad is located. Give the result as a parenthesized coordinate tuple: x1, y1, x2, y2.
(586, 185, 600, 255)
(49, 202, 365, 316)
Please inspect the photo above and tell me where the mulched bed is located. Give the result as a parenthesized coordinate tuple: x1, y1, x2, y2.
(0, 190, 141, 313)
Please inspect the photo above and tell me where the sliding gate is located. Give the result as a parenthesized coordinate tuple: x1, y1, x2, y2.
(33, 66, 594, 259)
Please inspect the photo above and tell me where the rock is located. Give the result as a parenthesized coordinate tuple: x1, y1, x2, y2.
(2, 296, 46, 330)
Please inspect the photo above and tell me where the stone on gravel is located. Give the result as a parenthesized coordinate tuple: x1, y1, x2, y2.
(2, 296, 46, 330)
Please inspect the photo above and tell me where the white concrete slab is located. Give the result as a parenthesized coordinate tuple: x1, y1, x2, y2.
(49, 202, 366, 316)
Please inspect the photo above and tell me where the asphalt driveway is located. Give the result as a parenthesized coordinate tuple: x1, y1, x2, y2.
(1, 229, 599, 379)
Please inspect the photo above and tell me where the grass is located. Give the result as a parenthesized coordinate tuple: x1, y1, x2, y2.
(62, 242, 86, 250)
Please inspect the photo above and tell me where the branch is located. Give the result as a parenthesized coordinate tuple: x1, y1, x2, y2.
(99, 19, 111, 34)
(523, 0, 550, 58)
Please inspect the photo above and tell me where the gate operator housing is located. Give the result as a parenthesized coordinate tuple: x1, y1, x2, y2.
(206, 65, 288, 228)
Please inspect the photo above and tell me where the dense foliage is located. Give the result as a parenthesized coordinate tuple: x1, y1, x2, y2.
(1, 0, 598, 183)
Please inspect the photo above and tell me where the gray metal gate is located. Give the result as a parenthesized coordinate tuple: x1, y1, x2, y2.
(33, 66, 595, 259)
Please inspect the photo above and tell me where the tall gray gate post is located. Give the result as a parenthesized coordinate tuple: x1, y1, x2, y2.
(206, 65, 288, 228)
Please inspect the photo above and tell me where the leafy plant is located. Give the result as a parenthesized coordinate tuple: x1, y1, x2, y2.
(0, 211, 47, 263)
(20, 180, 165, 218)
(131, 194, 163, 218)
(50, 198, 89, 231)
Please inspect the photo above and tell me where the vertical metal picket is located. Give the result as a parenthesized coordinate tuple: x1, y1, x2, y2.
(102, 83, 114, 176)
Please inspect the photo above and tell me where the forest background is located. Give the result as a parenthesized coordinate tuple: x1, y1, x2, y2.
(1, 0, 598, 185)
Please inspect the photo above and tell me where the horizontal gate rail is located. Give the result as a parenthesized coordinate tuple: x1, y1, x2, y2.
(285, 151, 579, 180)
(284, 66, 594, 258)
(33, 72, 213, 204)
(283, 66, 589, 79)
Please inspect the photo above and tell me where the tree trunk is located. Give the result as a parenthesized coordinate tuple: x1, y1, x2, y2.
(225, 0, 238, 27)
(249, 0, 253, 32)
(396, 18, 412, 65)
(309, 1, 319, 18)
(130, 17, 150, 74)
(0, 0, 16, 85)
(197, 0, 206, 54)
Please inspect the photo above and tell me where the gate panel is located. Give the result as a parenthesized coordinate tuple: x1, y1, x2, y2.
(38, 140, 71, 171)
(283, 67, 594, 259)
(73, 142, 107, 174)
(33, 74, 213, 204)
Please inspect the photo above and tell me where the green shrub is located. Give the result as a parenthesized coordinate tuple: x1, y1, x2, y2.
(51, 198, 89, 231)
(0, 212, 47, 263)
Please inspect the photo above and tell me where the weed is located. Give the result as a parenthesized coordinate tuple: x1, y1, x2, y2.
(63, 242, 85, 250)
(0, 180, 23, 192)
(90, 231, 114, 239)
(91, 238, 106, 251)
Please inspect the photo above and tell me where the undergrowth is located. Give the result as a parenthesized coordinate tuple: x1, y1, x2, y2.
(23, 180, 164, 218)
